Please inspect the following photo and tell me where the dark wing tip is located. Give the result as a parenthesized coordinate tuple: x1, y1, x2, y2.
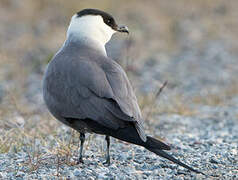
(146, 136, 171, 150)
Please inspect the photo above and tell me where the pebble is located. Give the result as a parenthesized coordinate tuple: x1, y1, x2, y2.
(73, 169, 81, 176)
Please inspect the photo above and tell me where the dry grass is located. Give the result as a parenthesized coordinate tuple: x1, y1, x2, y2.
(139, 93, 196, 119)
(192, 82, 238, 106)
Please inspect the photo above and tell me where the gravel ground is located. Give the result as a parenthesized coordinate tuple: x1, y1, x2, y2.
(0, 104, 237, 179)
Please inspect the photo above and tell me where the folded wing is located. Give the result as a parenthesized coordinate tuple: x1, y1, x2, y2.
(64, 56, 146, 141)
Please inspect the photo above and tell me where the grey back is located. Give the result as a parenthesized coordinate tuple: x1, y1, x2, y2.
(43, 39, 146, 141)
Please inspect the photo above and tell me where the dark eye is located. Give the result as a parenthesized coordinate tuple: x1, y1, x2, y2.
(103, 17, 115, 27)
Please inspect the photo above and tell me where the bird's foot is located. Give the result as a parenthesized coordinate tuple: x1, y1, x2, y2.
(103, 159, 110, 166)
(76, 157, 84, 164)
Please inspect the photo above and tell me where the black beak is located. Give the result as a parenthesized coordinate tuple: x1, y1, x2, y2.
(117, 25, 129, 34)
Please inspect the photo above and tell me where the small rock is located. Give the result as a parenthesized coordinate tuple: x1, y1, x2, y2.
(210, 158, 219, 164)
(73, 169, 81, 176)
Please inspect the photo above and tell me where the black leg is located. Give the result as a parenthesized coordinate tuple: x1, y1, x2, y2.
(103, 135, 110, 166)
(78, 133, 85, 164)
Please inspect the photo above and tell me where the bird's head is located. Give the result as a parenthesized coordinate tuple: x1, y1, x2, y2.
(67, 9, 129, 46)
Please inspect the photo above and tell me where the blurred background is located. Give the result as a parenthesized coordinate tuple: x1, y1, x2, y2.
(0, 0, 237, 174)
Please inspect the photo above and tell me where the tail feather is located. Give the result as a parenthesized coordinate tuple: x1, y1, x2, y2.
(144, 136, 205, 175)
(90, 122, 204, 175)
(144, 136, 171, 150)
(146, 147, 205, 175)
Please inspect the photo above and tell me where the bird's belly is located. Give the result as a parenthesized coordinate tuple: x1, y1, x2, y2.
(61, 118, 93, 134)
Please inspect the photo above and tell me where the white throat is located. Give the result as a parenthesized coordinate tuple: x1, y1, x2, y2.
(66, 15, 116, 55)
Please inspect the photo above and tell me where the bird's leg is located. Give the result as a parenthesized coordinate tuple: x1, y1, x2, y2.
(78, 133, 85, 164)
(103, 135, 110, 166)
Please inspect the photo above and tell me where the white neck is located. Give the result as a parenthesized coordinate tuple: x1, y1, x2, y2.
(67, 33, 108, 56)
(66, 15, 116, 56)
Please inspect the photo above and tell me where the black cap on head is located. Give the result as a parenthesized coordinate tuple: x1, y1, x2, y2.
(76, 9, 129, 34)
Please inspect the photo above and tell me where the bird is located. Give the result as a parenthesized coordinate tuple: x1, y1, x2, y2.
(43, 8, 204, 175)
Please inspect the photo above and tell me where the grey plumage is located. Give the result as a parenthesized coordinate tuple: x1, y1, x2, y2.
(43, 39, 146, 141)
(43, 9, 204, 175)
